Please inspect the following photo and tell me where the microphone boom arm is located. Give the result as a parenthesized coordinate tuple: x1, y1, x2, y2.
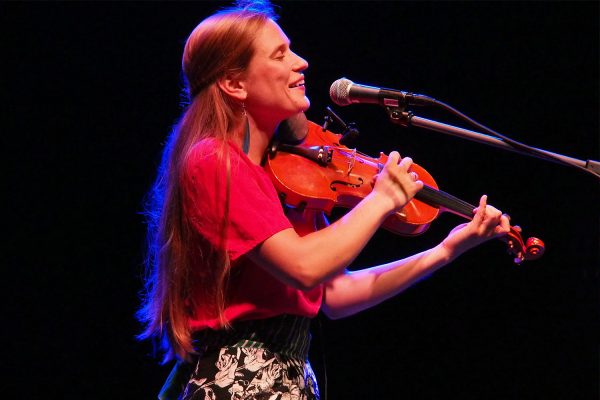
(386, 107, 600, 178)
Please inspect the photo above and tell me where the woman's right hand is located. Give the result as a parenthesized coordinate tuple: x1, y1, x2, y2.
(370, 151, 423, 215)
(252, 152, 424, 291)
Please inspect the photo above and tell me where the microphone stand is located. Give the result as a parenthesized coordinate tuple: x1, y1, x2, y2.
(385, 107, 600, 179)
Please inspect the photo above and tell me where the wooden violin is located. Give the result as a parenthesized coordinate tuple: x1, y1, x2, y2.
(264, 118, 544, 264)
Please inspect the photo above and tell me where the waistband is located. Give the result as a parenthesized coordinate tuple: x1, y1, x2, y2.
(192, 314, 312, 360)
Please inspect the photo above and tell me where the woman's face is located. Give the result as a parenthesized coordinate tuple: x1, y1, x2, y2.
(242, 19, 310, 126)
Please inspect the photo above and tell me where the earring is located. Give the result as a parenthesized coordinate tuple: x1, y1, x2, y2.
(242, 102, 250, 155)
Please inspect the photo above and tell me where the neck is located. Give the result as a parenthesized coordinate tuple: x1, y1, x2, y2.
(244, 115, 279, 165)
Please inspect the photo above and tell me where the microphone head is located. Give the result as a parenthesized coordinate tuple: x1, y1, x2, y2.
(329, 77, 353, 106)
(275, 112, 308, 144)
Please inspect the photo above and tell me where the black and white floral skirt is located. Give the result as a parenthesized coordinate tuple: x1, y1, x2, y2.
(165, 315, 320, 400)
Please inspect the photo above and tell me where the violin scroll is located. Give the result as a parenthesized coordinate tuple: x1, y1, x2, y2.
(504, 226, 545, 265)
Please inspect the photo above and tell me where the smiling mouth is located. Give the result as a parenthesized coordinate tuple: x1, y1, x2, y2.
(289, 81, 305, 88)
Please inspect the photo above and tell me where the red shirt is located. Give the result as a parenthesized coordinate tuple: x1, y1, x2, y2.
(181, 138, 323, 330)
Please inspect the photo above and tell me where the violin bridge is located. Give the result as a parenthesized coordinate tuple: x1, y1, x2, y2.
(346, 148, 356, 175)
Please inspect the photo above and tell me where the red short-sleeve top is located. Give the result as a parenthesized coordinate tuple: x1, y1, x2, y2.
(181, 138, 323, 330)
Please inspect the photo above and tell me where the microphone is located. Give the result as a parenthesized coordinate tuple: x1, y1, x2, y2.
(329, 78, 432, 107)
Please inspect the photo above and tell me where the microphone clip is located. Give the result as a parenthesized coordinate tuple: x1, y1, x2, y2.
(385, 106, 413, 128)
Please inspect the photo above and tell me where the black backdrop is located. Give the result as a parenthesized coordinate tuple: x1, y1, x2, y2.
(4, 1, 598, 399)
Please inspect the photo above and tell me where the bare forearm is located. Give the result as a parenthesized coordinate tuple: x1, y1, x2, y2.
(298, 194, 391, 279)
(253, 192, 391, 289)
(322, 243, 453, 319)
(322, 194, 511, 319)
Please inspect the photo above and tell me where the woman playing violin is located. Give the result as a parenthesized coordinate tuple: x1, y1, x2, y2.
(138, 1, 510, 399)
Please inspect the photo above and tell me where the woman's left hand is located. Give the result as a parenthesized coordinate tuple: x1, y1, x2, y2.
(441, 194, 511, 259)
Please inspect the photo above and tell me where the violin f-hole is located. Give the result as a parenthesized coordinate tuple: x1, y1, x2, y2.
(330, 177, 364, 191)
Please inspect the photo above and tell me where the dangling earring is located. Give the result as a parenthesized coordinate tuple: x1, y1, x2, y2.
(242, 102, 250, 155)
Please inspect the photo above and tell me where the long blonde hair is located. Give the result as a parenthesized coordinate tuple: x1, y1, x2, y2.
(138, 2, 276, 363)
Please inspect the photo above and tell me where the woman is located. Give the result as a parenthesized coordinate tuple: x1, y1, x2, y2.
(138, 1, 510, 399)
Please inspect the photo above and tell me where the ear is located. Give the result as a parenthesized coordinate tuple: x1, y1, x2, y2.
(217, 73, 247, 102)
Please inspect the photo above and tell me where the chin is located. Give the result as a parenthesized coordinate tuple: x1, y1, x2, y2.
(299, 97, 310, 112)
(278, 97, 310, 121)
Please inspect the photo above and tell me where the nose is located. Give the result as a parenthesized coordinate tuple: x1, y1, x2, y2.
(292, 51, 309, 72)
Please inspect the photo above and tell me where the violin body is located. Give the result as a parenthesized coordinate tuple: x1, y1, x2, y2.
(266, 121, 439, 235)
(264, 119, 544, 263)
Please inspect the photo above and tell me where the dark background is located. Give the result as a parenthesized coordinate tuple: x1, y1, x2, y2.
(4, 1, 598, 399)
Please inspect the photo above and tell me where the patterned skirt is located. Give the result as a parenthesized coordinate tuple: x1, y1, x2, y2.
(161, 315, 320, 400)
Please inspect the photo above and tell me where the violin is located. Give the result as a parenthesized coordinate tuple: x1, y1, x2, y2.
(264, 118, 545, 264)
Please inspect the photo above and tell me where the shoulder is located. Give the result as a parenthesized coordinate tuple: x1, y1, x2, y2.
(185, 138, 236, 172)
(186, 137, 221, 164)
(183, 138, 256, 187)
(182, 138, 224, 190)
(186, 138, 249, 164)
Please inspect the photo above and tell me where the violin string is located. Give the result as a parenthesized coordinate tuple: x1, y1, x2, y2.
(330, 147, 475, 217)
(418, 186, 475, 218)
